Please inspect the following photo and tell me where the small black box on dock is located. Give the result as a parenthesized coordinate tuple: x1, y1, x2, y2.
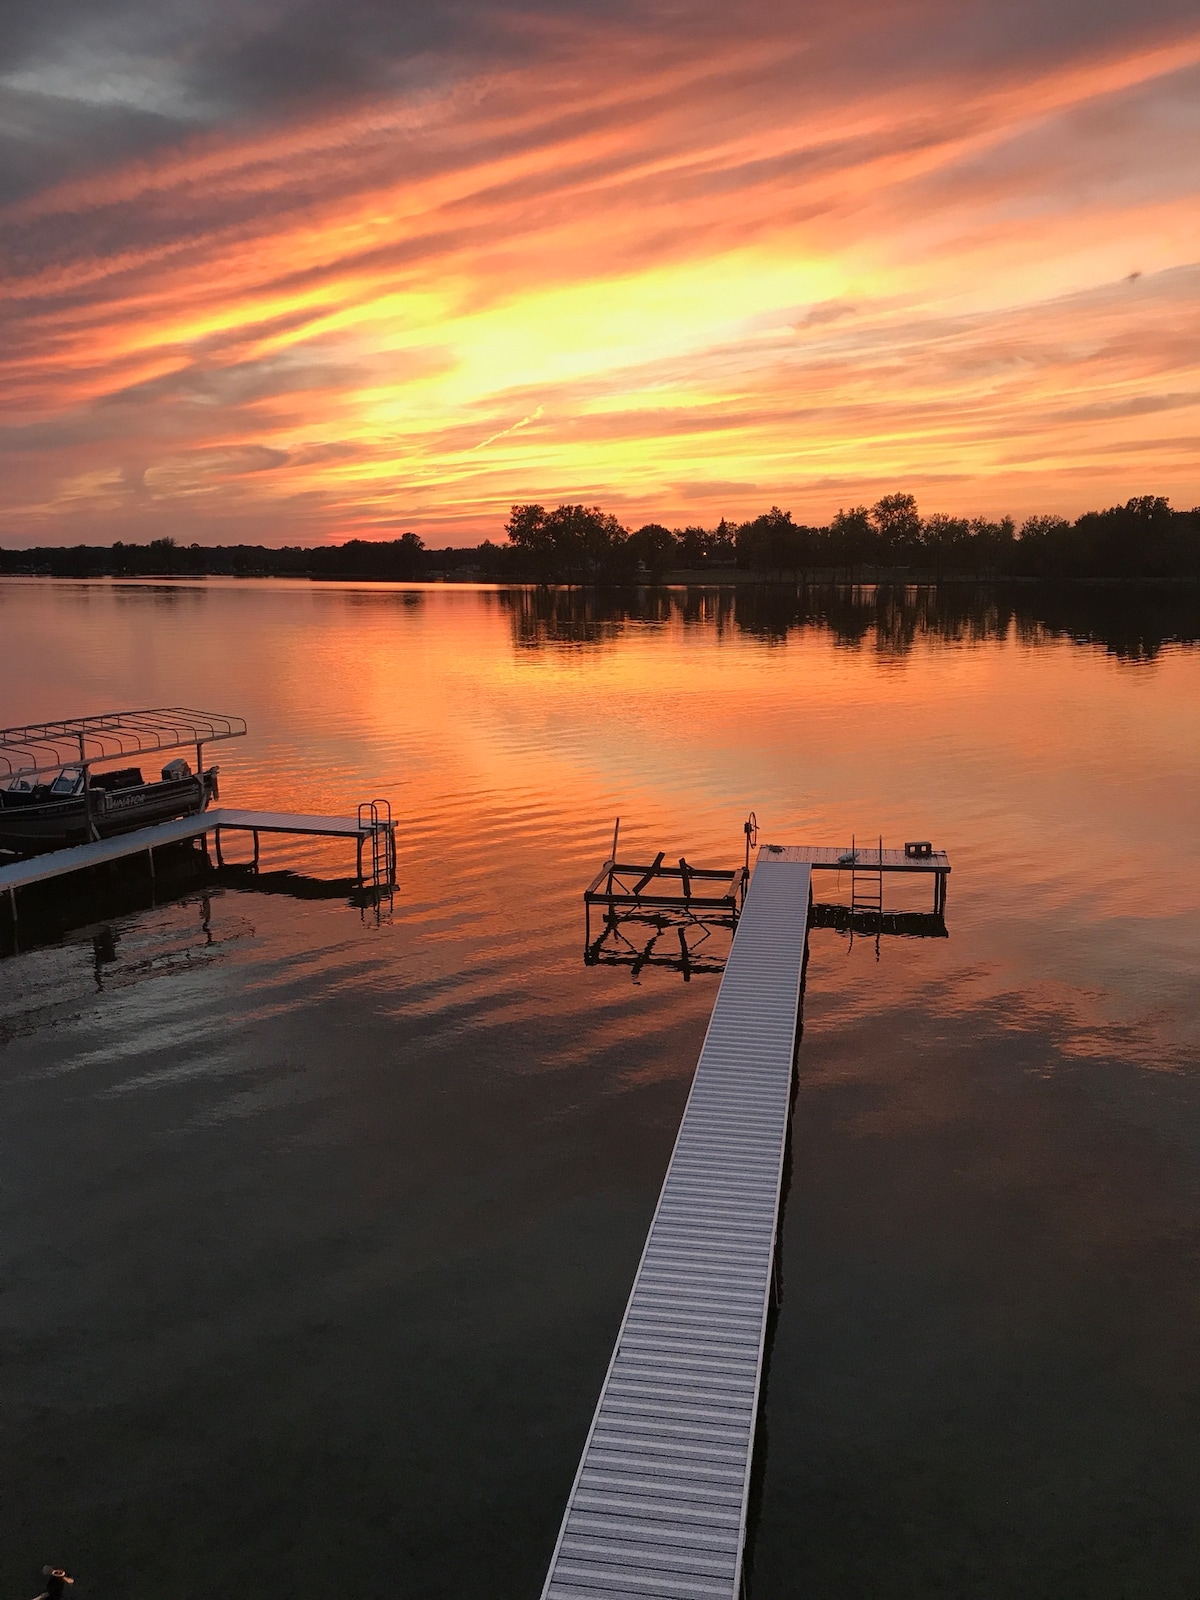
(905, 840, 933, 859)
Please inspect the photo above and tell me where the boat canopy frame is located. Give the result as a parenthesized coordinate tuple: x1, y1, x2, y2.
(0, 708, 247, 782)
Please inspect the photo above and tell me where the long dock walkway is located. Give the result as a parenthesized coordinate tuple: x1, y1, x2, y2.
(541, 850, 812, 1600)
(0, 806, 395, 909)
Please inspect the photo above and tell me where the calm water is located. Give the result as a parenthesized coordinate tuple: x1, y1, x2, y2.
(2, 578, 1199, 1600)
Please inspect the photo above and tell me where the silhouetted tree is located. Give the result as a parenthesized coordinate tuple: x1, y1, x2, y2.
(736, 507, 808, 577)
(920, 514, 970, 578)
(309, 532, 426, 579)
(629, 523, 676, 580)
(828, 506, 875, 574)
(505, 502, 629, 582)
(871, 493, 921, 562)
(677, 525, 713, 568)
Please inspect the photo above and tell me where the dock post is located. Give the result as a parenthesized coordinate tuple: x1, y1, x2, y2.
(147, 846, 155, 880)
(252, 829, 260, 870)
(214, 826, 225, 867)
(7, 886, 15, 926)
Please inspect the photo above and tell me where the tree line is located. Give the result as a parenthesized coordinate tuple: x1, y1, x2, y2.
(1, 494, 1197, 582)
(500, 495, 1200, 582)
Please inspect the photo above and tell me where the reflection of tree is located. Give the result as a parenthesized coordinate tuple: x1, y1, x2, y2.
(499, 586, 646, 649)
(1014, 585, 1200, 662)
(499, 582, 1199, 661)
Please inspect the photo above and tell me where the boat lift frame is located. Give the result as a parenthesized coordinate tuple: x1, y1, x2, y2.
(583, 818, 748, 956)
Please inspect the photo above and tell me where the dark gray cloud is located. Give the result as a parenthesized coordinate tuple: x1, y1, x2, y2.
(2, 0, 1196, 206)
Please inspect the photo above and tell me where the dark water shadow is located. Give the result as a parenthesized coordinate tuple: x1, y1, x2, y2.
(0, 846, 383, 961)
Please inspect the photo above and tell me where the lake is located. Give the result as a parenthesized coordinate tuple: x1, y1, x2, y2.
(2, 577, 1199, 1600)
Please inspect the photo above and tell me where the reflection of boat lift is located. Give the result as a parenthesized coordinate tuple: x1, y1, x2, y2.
(586, 917, 730, 981)
(583, 816, 752, 978)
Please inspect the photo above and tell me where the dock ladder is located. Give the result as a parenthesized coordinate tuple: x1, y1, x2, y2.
(851, 832, 884, 937)
(356, 799, 396, 891)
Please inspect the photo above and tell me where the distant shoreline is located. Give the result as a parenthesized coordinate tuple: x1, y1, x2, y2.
(2, 566, 1198, 590)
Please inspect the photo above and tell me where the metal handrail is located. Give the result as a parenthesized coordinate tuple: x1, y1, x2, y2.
(0, 707, 247, 778)
(356, 798, 395, 889)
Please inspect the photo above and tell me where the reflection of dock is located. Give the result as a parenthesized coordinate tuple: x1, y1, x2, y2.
(808, 901, 948, 938)
(0, 805, 396, 924)
(542, 850, 812, 1600)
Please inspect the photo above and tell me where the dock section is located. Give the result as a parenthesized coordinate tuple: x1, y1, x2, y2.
(0, 806, 396, 916)
(779, 842, 950, 914)
(541, 850, 812, 1600)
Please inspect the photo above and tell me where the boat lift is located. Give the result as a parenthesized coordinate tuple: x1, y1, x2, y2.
(585, 819, 752, 953)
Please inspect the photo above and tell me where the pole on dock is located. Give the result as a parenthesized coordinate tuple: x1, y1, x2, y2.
(604, 817, 620, 898)
(743, 811, 758, 880)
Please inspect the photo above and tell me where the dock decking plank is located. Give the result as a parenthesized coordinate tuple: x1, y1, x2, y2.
(541, 854, 811, 1600)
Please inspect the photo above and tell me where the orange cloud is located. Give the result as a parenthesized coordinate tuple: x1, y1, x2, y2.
(1, 12, 1198, 543)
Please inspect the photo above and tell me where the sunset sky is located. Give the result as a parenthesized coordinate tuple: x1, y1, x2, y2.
(2, 0, 1198, 546)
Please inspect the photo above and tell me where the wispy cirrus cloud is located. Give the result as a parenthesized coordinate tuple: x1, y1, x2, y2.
(0, 0, 1198, 543)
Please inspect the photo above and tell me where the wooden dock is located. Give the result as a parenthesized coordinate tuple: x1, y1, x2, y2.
(541, 850, 812, 1600)
(0, 806, 396, 917)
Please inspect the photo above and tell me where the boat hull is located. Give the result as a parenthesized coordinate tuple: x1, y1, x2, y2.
(0, 772, 216, 855)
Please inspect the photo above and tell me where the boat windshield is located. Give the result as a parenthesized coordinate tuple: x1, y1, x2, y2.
(50, 767, 84, 796)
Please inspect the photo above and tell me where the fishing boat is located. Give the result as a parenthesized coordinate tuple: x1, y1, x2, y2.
(0, 709, 247, 855)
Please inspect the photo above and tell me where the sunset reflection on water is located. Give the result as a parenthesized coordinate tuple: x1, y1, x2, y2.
(1, 577, 1198, 1599)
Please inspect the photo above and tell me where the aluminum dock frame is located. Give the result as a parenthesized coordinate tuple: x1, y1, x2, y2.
(541, 848, 812, 1600)
(0, 805, 396, 924)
